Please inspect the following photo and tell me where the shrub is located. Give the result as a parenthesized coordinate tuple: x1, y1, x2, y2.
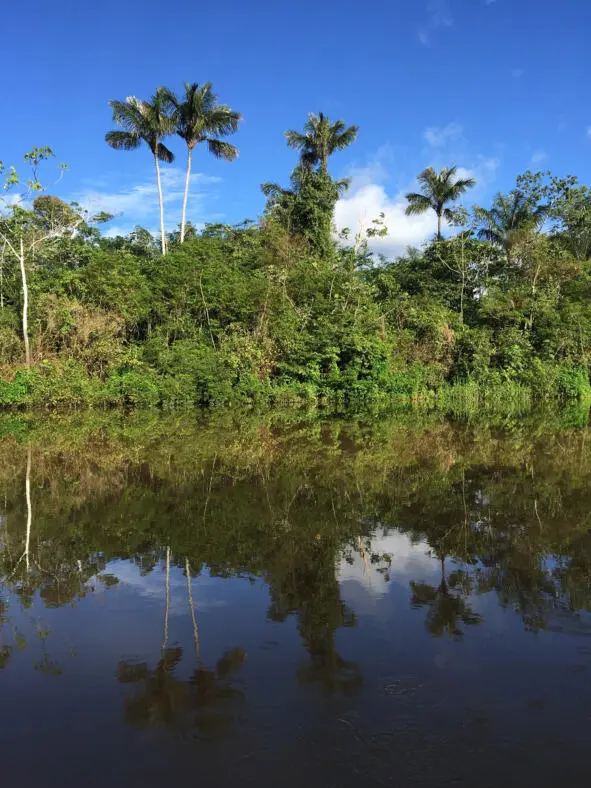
(555, 366, 591, 399)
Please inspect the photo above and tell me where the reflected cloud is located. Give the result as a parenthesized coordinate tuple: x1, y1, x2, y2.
(107, 560, 228, 614)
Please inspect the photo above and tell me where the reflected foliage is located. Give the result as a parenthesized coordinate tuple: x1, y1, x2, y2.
(1, 410, 591, 695)
(117, 646, 246, 736)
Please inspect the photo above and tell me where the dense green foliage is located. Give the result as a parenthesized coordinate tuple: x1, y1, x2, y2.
(2, 104, 591, 408)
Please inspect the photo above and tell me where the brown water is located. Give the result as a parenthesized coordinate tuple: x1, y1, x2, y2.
(1, 408, 591, 787)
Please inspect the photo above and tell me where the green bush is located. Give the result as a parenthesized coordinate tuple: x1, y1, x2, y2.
(101, 369, 161, 407)
(555, 366, 591, 399)
(0, 371, 31, 405)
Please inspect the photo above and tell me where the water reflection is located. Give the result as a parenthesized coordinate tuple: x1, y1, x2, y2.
(1, 410, 591, 784)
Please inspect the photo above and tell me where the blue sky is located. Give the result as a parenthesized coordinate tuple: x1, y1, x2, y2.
(3, 0, 590, 253)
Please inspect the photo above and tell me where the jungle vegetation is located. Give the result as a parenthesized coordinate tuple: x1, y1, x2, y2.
(1, 82, 591, 409)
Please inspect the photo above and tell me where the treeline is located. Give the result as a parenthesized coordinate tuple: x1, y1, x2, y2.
(0, 83, 591, 408)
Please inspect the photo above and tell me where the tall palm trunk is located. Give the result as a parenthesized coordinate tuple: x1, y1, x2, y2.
(162, 546, 170, 654)
(185, 558, 200, 662)
(19, 237, 31, 367)
(180, 146, 193, 244)
(436, 210, 442, 240)
(154, 151, 167, 256)
(25, 447, 32, 572)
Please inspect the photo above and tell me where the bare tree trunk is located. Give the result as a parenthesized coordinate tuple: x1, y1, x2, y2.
(19, 237, 31, 367)
(185, 558, 200, 663)
(0, 239, 5, 309)
(154, 152, 167, 256)
(180, 146, 193, 244)
(25, 447, 31, 572)
(162, 545, 170, 654)
(437, 212, 442, 240)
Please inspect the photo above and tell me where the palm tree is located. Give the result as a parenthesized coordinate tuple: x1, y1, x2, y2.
(163, 82, 241, 244)
(410, 556, 481, 639)
(405, 166, 476, 239)
(105, 89, 175, 255)
(285, 112, 358, 173)
(475, 190, 549, 257)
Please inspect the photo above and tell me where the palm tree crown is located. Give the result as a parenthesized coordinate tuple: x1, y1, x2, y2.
(285, 112, 358, 172)
(105, 89, 175, 163)
(166, 82, 241, 157)
(105, 88, 175, 255)
(475, 190, 548, 256)
(405, 166, 476, 239)
(162, 82, 241, 243)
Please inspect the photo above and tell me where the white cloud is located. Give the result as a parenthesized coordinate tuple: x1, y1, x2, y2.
(339, 530, 439, 601)
(335, 180, 437, 258)
(423, 121, 464, 148)
(107, 559, 229, 615)
(71, 166, 222, 234)
(335, 143, 500, 258)
(530, 149, 547, 166)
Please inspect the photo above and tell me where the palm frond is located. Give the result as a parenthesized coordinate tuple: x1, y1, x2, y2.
(157, 143, 175, 163)
(285, 130, 309, 152)
(105, 130, 142, 151)
(158, 85, 179, 111)
(477, 227, 503, 245)
(202, 107, 241, 137)
(335, 177, 351, 196)
(108, 99, 146, 134)
(206, 139, 239, 161)
(440, 165, 458, 184)
(417, 167, 438, 190)
(261, 181, 286, 198)
(405, 193, 433, 216)
(447, 177, 476, 199)
(332, 124, 359, 151)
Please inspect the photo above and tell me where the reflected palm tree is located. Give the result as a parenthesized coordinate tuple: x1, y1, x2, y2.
(186, 557, 200, 661)
(117, 553, 246, 737)
(410, 557, 481, 639)
(24, 448, 31, 572)
(162, 545, 170, 654)
(118, 647, 188, 729)
(117, 646, 247, 736)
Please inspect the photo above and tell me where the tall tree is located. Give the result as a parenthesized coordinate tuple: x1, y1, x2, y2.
(105, 89, 175, 255)
(475, 190, 548, 258)
(262, 165, 350, 258)
(163, 83, 241, 244)
(285, 112, 358, 173)
(0, 148, 87, 367)
(405, 166, 476, 239)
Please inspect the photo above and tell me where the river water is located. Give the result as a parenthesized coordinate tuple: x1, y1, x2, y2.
(1, 409, 591, 787)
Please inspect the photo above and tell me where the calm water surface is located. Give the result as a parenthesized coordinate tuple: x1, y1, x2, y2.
(1, 410, 591, 787)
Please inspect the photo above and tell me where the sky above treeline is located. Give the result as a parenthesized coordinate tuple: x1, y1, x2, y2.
(3, 0, 590, 254)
